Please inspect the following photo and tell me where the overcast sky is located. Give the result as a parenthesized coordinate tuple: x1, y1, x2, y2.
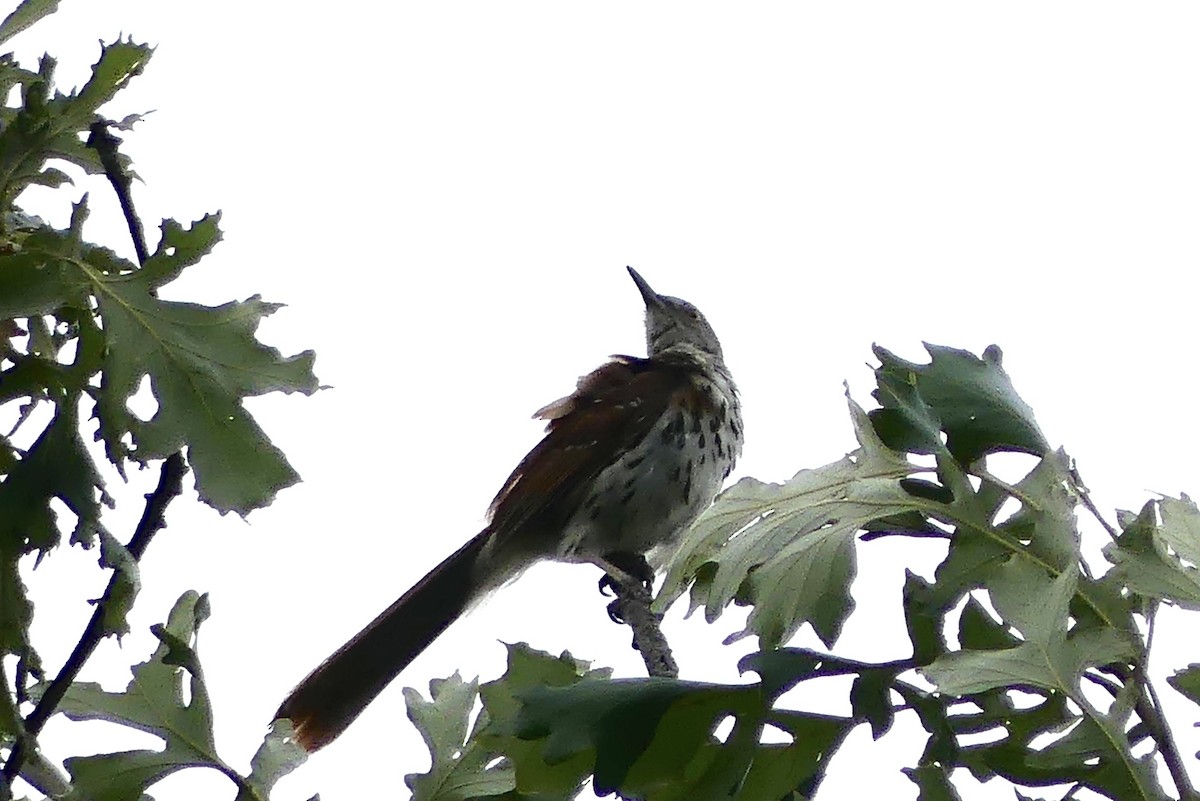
(11, 2, 1200, 799)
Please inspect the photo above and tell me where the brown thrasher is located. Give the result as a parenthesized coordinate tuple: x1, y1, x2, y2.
(276, 267, 742, 752)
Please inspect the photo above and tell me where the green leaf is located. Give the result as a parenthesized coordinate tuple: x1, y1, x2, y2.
(0, 662, 18, 744)
(0, 398, 109, 553)
(476, 644, 601, 797)
(237, 721, 308, 801)
(850, 669, 896, 740)
(1020, 690, 1159, 801)
(3, 211, 316, 515)
(923, 560, 1156, 800)
(483, 645, 855, 801)
(48, 592, 240, 801)
(516, 680, 687, 786)
(925, 565, 1133, 696)
(513, 678, 742, 797)
(957, 596, 1020, 652)
(0, 40, 151, 206)
(405, 672, 515, 801)
(1105, 496, 1200, 610)
(742, 648, 903, 745)
(662, 396, 917, 649)
(0, 0, 60, 47)
(903, 572, 948, 666)
(739, 648, 825, 701)
(951, 690, 1074, 785)
(0, 237, 88, 325)
(734, 714, 850, 801)
(903, 529, 1010, 669)
(993, 449, 1080, 574)
(30, 164, 69, 187)
(90, 215, 319, 514)
(71, 38, 150, 122)
(870, 343, 1048, 464)
(1167, 664, 1200, 707)
(95, 528, 140, 637)
(893, 683, 960, 769)
(1158, 495, 1200, 569)
(902, 764, 963, 801)
(0, 543, 36, 672)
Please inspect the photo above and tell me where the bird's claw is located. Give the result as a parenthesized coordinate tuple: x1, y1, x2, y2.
(606, 598, 625, 624)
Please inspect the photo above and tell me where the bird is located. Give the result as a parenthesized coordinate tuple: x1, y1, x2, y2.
(275, 266, 742, 752)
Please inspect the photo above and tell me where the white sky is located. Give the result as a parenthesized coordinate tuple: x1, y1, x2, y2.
(9, 2, 1200, 799)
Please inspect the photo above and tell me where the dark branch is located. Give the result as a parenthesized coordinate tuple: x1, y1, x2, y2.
(2, 454, 187, 785)
(1081, 669, 1123, 697)
(1068, 464, 1120, 541)
(86, 121, 149, 265)
(1133, 661, 1197, 801)
(2, 117, 191, 792)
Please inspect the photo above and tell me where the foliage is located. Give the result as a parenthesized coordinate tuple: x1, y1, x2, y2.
(403, 343, 1200, 801)
(0, 1, 312, 798)
(3, 2, 1199, 801)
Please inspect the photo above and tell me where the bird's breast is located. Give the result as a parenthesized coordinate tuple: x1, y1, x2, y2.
(559, 369, 742, 566)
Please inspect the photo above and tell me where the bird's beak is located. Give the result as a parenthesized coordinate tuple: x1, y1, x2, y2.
(627, 266, 664, 309)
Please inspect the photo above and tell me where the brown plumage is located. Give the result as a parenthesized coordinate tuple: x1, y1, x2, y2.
(276, 268, 742, 752)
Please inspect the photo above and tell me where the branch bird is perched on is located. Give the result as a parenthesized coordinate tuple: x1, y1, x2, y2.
(276, 267, 742, 752)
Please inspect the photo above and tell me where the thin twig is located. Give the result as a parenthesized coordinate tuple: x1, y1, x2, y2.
(1109, 636, 1199, 801)
(1135, 661, 1196, 801)
(4, 128, 178, 787)
(969, 464, 1044, 513)
(86, 121, 148, 264)
(1068, 463, 1120, 541)
(1060, 782, 1085, 801)
(1, 454, 188, 785)
(1073, 468, 1192, 799)
(1081, 669, 1123, 697)
(21, 116, 176, 736)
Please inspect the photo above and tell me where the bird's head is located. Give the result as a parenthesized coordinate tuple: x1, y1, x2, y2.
(627, 266, 724, 362)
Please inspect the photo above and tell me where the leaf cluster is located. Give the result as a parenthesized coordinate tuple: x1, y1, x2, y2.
(0, 2, 315, 798)
(404, 344, 1200, 801)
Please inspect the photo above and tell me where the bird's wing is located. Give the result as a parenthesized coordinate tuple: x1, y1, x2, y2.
(485, 355, 701, 551)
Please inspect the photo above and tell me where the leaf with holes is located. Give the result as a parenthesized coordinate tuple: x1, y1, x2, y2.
(237, 721, 306, 801)
(41, 592, 246, 801)
(1105, 497, 1200, 610)
(474, 644, 605, 798)
(924, 564, 1133, 695)
(0, 39, 150, 205)
(662, 396, 918, 649)
(923, 565, 1155, 800)
(404, 672, 516, 801)
(92, 215, 319, 514)
(505, 665, 851, 801)
(869, 343, 1048, 464)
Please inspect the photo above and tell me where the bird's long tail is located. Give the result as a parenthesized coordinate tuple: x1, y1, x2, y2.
(276, 529, 492, 752)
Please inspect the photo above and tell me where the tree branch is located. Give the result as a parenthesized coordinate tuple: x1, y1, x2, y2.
(614, 578, 678, 678)
(2, 118, 185, 791)
(86, 121, 149, 265)
(1068, 463, 1120, 541)
(1, 451, 187, 787)
(1134, 662, 1197, 801)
